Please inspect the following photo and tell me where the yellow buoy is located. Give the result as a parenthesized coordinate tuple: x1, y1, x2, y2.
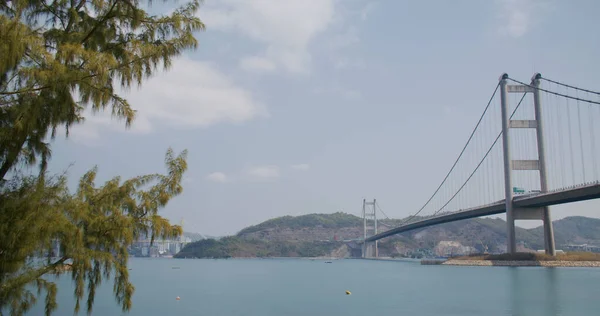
(345, 290, 351, 295)
(176, 296, 181, 301)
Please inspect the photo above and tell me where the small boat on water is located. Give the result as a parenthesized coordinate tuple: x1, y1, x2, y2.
(325, 261, 333, 263)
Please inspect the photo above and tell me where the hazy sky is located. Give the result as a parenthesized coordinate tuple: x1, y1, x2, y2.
(47, 0, 600, 236)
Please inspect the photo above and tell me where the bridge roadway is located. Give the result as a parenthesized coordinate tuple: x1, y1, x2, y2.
(365, 182, 600, 243)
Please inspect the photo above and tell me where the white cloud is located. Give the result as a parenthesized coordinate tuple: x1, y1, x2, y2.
(329, 28, 360, 51)
(239, 56, 276, 73)
(360, 2, 377, 21)
(55, 97, 152, 145)
(66, 57, 267, 143)
(291, 164, 310, 171)
(496, 0, 552, 38)
(200, 0, 335, 74)
(246, 165, 280, 181)
(328, 28, 364, 71)
(313, 82, 361, 100)
(66, 120, 102, 144)
(333, 57, 365, 70)
(206, 172, 228, 183)
(504, 7, 529, 37)
(324, 2, 374, 72)
(127, 57, 267, 128)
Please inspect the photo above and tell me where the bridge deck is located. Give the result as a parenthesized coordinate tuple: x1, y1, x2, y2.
(365, 182, 600, 242)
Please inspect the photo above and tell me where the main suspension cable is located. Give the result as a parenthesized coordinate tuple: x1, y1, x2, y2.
(399, 83, 500, 223)
(540, 76, 600, 96)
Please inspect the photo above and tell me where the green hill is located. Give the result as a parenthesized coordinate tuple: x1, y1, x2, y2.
(175, 236, 346, 259)
(176, 213, 360, 259)
(183, 232, 219, 242)
(175, 214, 600, 259)
(529, 216, 600, 246)
(237, 212, 362, 236)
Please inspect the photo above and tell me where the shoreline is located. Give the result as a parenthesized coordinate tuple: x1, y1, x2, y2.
(442, 259, 600, 267)
(171, 256, 347, 260)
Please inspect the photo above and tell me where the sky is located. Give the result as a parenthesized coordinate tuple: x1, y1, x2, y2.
(47, 0, 600, 236)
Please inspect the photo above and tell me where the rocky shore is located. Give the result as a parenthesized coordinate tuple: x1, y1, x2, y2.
(443, 259, 600, 267)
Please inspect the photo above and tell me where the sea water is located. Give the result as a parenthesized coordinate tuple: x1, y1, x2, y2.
(24, 258, 600, 316)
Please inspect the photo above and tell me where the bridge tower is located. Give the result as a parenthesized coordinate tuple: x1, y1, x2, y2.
(499, 73, 556, 255)
(362, 199, 378, 258)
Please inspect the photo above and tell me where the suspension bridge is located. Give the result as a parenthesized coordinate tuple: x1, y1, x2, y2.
(360, 73, 600, 258)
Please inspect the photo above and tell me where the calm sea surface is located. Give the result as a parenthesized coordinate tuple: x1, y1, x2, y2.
(24, 258, 600, 316)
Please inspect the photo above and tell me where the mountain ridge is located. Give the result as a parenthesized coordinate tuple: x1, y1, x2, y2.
(176, 213, 600, 259)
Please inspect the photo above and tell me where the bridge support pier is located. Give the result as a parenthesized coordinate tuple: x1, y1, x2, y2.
(500, 73, 556, 256)
(542, 208, 556, 255)
(532, 74, 556, 256)
(500, 74, 517, 254)
(514, 207, 554, 254)
(362, 242, 376, 258)
(362, 199, 378, 258)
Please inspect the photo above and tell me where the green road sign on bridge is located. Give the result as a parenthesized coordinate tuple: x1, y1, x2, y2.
(513, 187, 526, 194)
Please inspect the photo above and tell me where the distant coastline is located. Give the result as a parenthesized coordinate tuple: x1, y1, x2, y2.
(175, 214, 600, 260)
(437, 252, 600, 267)
(442, 259, 600, 267)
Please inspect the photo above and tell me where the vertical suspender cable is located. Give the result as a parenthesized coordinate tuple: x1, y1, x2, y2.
(556, 83, 566, 187)
(566, 86, 576, 185)
(486, 107, 492, 204)
(398, 84, 500, 224)
(594, 93, 600, 181)
(576, 90, 586, 183)
(548, 90, 559, 190)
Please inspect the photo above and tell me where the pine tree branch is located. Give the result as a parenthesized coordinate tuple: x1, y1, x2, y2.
(0, 71, 20, 91)
(1, 47, 176, 97)
(0, 136, 28, 180)
(80, 0, 120, 44)
(76, 0, 88, 11)
(64, 0, 88, 33)
(0, 257, 69, 295)
(41, 1, 66, 29)
(0, 54, 147, 96)
(0, 2, 16, 16)
(0, 86, 48, 96)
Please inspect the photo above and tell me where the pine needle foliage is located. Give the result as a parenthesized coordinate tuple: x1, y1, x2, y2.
(1, 1, 203, 315)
